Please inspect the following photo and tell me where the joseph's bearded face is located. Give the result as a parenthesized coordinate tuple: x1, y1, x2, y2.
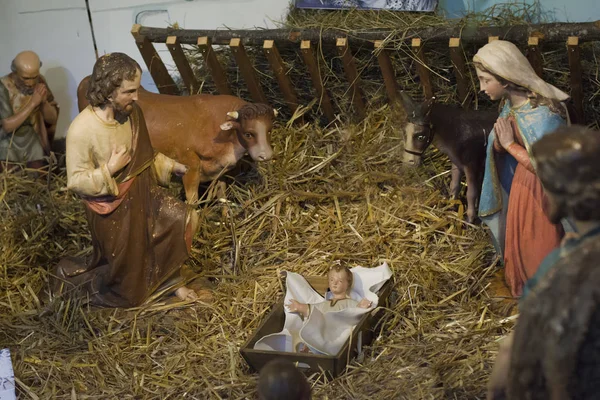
(110, 69, 141, 124)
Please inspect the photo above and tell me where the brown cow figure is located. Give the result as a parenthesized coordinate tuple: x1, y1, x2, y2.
(400, 92, 497, 223)
(77, 76, 276, 203)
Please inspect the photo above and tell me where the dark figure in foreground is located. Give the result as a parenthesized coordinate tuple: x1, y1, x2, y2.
(487, 125, 600, 399)
(258, 358, 311, 400)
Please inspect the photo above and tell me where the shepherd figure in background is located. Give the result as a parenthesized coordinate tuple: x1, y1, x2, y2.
(0, 50, 59, 171)
(52, 53, 208, 307)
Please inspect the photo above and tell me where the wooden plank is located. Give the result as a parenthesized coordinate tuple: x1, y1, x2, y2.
(263, 40, 299, 115)
(131, 24, 179, 95)
(166, 36, 199, 95)
(527, 36, 544, 78)
(229, 38, 268, 104)
(374, 40, 399, 107)
(448, 37, 470, 108)
(567, 36, 584, 123)
(336, 37, 366, 119)
(197, 36, 232, 95)
(411, 38, 434, 99)
(300, 40, 336, 123)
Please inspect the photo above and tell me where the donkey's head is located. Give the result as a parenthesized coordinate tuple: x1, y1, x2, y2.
(400, 92, 435, 166)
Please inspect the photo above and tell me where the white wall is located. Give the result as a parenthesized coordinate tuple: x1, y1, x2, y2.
(0, 0, 291, 138)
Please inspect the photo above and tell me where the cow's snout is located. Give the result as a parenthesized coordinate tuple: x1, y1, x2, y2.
(252, 146, 273, 162)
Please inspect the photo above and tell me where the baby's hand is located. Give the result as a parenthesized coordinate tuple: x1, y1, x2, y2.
(287, 299, 309, 317)
(357, 298, 373, 309)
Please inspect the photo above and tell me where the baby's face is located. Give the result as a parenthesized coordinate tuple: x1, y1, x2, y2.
(328, 271, 350, 296)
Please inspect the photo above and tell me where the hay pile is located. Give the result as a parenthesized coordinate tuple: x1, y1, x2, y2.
(178, 4, 600, 127)
(0, 104, 514, 399)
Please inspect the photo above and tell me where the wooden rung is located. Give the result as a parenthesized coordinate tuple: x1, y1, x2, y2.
(527, 36, 544, 78)
(130, 25, 178, 95)
(411, 38, 434, 100)
(567, 36, 584, 123)
(488, 36, 499, 43)
(196, 36, 231, 95)
(263, 39, 299, 115)
(229, 38, 268, 104)
(374, 41, 399, 106)
(336, 37, 366, 120)
(166, 36, 199, 95)
(299, 40, 336, 123)
(448, 38, 469, 108)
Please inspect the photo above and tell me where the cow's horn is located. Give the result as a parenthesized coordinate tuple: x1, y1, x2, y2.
(227, 111, 239, 120)
(273, 108, 279, 118)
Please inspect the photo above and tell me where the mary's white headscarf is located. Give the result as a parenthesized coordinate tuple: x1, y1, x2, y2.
(473, 40, 569, 101)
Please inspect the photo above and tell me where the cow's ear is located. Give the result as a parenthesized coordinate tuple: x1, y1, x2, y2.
(220, 121, 236, 131)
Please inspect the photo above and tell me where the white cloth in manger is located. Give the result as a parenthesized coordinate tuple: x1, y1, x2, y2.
(253, 262, 392, 356)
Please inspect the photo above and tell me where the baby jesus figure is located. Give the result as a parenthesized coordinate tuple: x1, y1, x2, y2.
(287, 265, 373, 318)
(286, 265, 373, 353)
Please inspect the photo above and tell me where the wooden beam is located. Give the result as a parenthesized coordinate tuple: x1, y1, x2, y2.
(374, 40, 399, 107)
(448, 38, 470, 108)
(263, 40, 299, 115)
(197, 36, 232, 95)
(411, 38, 433, 100)
(527, 36, 544, 78)
(567, 36, 584, 123)
(336, 37, 366, 120)
(229, 38, 268, 104)
(131, 24, 179, 95)
(166, 36, 199, 95)
(300, 40, 336, 123)
(136, 21, 600, 46)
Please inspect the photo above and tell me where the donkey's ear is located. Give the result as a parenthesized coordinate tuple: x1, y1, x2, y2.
(421, 96, 436, 117)
(399, 91, 417, 119)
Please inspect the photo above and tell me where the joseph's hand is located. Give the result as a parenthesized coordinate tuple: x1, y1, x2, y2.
(107, 145, 131, 176)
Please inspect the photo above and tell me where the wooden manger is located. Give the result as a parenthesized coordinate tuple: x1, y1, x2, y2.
(130, 21, 600, 125)
(240, 275, 394, 378)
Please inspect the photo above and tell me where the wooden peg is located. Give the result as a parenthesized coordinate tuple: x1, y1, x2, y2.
(374, 40, 399, 107)
(197, 36, 231, 95)
(300, 40, 336, 123)
(448, 38, 470, 108)
(336, 37, 366, 120)
(230, 38, 268, 104)
(411, 38, 433, 99)
(263, 40, 299, 115)
(166, 36, 199, 95)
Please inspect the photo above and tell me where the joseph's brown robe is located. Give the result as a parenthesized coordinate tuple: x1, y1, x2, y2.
(53, 103, 196, 307)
